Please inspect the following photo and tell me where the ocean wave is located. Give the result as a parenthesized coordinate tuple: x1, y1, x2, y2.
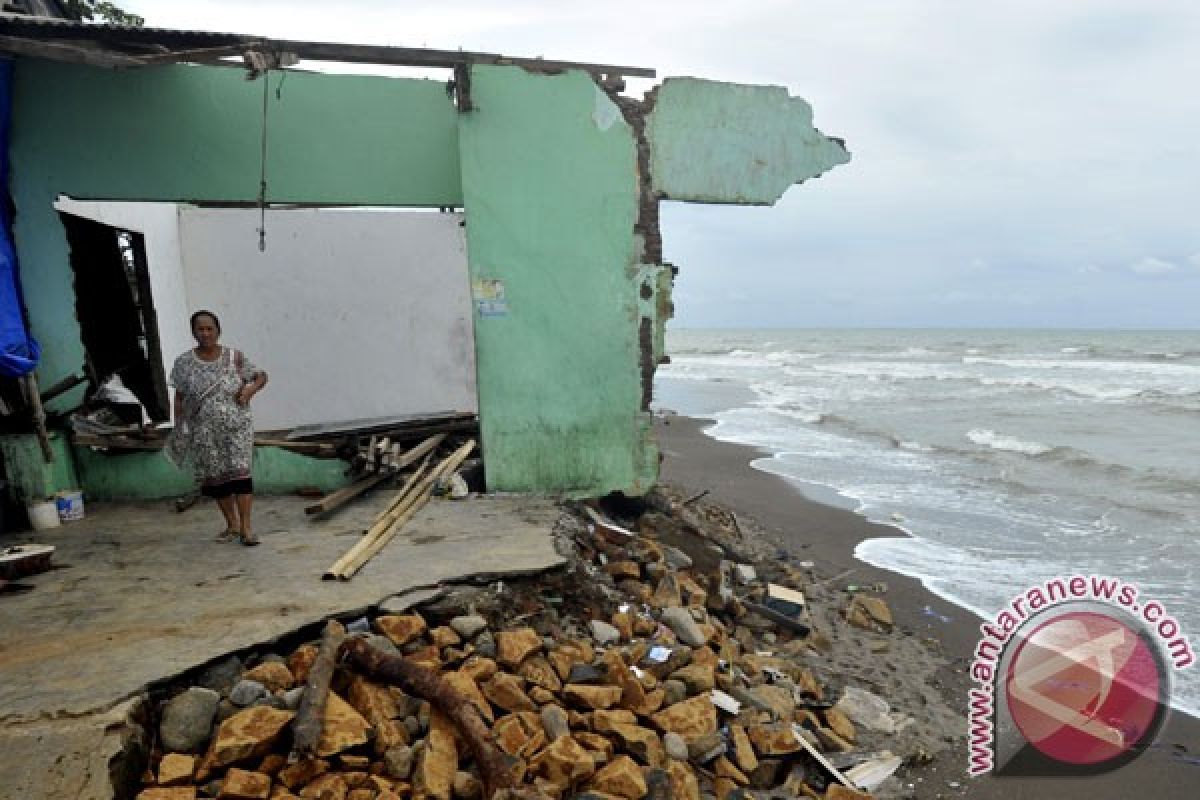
(967, 428, 1054, 456)
(763, 350, 823, 364)
(963, 355, 1200, 376)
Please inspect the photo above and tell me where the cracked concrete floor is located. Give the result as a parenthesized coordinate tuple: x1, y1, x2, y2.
(0, 491, 565, 799)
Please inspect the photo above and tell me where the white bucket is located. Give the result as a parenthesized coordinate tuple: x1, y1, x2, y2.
(27, 500, 61, 531)
(55, 489, 85, 522)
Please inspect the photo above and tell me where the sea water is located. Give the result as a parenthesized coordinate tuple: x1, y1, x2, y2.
(655, 328, 1200, 714)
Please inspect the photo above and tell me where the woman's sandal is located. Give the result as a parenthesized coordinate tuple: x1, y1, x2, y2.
(215, 528, 239, 542)
(239, 531, 260, 547)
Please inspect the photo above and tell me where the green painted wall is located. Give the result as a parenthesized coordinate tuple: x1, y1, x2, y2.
(72, 446, 349, 501)
(647, 77, 850, 204)
(0, 432, 347, 505)
(457, 66, 656, 495)
(0, 432, 78, 504)
(9, 58, 463, 400)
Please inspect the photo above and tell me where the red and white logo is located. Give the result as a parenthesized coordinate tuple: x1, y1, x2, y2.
(1005, 609, 1166, 768)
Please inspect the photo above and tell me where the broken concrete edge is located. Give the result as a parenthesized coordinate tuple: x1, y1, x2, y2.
(9, 558, 567, 800)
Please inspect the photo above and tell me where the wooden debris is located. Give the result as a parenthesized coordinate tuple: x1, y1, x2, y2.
(341, 636, 517, 799)
(291, 620, 346, 760)
(324, 439, 476, 580)
(305, 434, 446, 516)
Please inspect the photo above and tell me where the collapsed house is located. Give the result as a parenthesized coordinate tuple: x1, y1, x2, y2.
(0, 16, 849, 509)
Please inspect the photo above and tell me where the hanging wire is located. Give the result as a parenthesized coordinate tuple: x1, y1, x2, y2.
(256, 68, 269, 252)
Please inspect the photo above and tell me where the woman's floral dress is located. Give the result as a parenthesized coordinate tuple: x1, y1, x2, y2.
(166, 347, 261, 488)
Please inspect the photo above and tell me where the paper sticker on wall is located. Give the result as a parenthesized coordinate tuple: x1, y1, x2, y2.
(472, 278, 508, 317)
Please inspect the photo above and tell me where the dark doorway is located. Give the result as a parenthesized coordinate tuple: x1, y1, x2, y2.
(59, 212, 169, 422)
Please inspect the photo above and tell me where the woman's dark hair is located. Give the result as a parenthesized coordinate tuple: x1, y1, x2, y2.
(190, 310, 221, 333)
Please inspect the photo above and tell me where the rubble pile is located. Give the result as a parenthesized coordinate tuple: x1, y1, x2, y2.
(137, 492, 914, 800)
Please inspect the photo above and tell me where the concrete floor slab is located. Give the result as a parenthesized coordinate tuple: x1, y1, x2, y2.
(0, 491, 564, 798)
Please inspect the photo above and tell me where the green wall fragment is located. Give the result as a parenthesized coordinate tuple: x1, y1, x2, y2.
(457, 66, 655, 495)
(646, 77, 850, 204)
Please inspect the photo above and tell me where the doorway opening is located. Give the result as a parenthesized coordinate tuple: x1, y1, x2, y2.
(59, 212, 169, 422)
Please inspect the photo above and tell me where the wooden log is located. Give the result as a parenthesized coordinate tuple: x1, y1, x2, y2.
(23, 373, 53, 463)
(341, 636, 518, 798)
(335, 440, 475, 580)
(291, 619, 346, 760)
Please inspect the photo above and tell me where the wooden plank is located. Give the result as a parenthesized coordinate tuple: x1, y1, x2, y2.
(286, 412, 474, 441)
(303, 469, 394, 516)
(0, 34, 143, 67)
(270, 39, 656, 77)
(137, 41, 264, 64)
(394, 433, 445, 470)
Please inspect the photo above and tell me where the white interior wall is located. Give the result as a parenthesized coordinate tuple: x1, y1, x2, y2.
(177, 208, 477, 431)
(51, 197, 192, 395)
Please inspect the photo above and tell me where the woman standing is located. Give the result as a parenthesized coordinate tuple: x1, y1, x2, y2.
(167, 310, 268, 545)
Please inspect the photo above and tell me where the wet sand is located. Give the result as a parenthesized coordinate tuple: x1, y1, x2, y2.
(656, 414, 1199, 799)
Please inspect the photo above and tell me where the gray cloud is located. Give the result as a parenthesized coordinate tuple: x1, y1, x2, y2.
(123, 0, 1200, 329)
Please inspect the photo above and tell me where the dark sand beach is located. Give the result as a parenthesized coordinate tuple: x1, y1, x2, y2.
(656, 414, 1200, 799)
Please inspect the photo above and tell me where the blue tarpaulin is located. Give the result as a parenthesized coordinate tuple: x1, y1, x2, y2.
(0, 58, 39, 377)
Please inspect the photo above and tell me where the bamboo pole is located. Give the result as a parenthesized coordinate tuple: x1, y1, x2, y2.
(326, 439, 475, 580)
(336, 440, 475, 580)
(323, 459, 433, 579)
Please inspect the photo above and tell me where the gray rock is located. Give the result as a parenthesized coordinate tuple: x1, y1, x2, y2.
(663, 546, 693, 570)
(450, 615, 488, 640)
(229, 679, 270, 708)
(159, 686, 220, 753)
(749, 759, 785, 790)
(567, 664, 605, 685)
(365, 633, 401, 658)
(282, 687, 305, 711)
(346, 617, 371, 634)
(645, 768, 673, 800)
(404, 715, 421, 739)
(540, 705, 570, 741)
(644, 562, 666, 581)
(686, 731, 726, 763)
(663, 732, 689, 761)
(589, 619, 621, 646)
(663, 679, 688, 707)
(384, 744, 415, 781)
(474, 631, 497, 659)
(660, 607, 705, 647)
(196, 656, 242, 694)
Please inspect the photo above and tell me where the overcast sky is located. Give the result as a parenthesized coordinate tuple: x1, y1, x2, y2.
(122, 0, 1200, 329)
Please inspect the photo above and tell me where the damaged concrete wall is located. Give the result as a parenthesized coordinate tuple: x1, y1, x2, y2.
(456, 68, 846, 497)
(457, 65, 658, 495)
(646, 77, 850, 204)
(9, 59, 463, 405)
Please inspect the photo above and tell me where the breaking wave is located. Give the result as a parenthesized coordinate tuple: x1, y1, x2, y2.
(967, 428, 1054, 456)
